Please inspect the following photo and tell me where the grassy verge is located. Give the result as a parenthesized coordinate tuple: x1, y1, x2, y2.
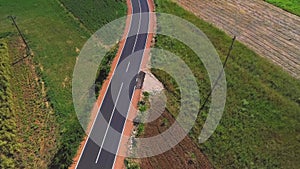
(0, 0, 126, 168)
(135, 92, 150, 137)
(95, 45, 119, 97)
(154, 0, 300, 168)
(264, 0, 300, 16)
(125, 92, 151, 168)
(0, 39, 19, 169)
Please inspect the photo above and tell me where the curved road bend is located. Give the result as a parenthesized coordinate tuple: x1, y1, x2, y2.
(76, 0, 150, 168)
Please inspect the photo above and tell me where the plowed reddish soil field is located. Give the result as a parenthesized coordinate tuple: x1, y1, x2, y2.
(139, 110, 213, 169)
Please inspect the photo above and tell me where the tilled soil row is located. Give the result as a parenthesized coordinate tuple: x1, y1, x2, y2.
(174, 0, 300, 78)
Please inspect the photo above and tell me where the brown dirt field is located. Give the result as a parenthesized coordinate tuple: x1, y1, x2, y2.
(174, 0, 300, 78)
(138, 110, 213, 169)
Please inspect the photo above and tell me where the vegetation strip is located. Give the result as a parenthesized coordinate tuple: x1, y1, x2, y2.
(0, 39, 18, 169)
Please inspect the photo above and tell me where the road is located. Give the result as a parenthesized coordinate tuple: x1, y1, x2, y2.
(75, 0, 150, 168)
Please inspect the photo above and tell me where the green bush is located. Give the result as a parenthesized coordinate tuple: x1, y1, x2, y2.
(124, 159, 140, 169)
(136, 123, 145, 137)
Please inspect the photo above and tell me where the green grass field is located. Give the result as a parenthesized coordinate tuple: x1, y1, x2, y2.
(0, 0, 126, 168)
(59, 0, 127, 33)
(154, 0, 300, 168)
(265, 0, 300, 16)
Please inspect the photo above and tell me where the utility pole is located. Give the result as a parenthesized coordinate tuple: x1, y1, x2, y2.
(8, 15, 31, 56)
(199, 36, 236, 112)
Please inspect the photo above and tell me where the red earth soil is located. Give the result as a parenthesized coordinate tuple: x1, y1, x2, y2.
(138, 110, 213, 169)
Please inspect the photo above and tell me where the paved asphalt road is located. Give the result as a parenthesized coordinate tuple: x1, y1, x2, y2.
(76, 0, 150, 168)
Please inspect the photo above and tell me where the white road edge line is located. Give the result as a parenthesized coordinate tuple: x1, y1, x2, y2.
(95, 82, 124, 163)
(95, 0, 142, 165)
(112, 0, 151, 168)
(126, 61, 131, 72)
(74, 1, 134, 168)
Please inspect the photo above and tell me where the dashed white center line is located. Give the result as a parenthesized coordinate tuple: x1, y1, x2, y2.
(131, 0, 142, 54)
(95, 82, 124, 164)
(126, 62, 131, 72)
